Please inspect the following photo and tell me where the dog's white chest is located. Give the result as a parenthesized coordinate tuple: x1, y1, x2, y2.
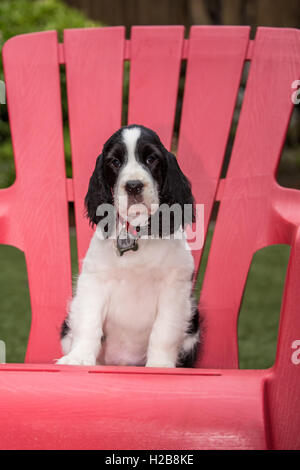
(99, 272, 160, 366)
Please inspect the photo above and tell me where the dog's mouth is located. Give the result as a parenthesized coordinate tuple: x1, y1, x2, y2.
(114, 188, 159, 228)
(124, 201, 150, 227)
(127, 193, 144, 207)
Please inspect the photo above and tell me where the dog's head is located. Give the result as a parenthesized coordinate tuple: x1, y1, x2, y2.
(85, 125, 195, 236)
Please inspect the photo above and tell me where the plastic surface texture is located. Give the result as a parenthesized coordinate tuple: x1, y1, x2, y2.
(0, 26, 300, 450)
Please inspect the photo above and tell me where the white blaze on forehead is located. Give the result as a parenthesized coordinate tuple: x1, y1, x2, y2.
(115, 126, 159, 218)
(122, 127, 141, 163)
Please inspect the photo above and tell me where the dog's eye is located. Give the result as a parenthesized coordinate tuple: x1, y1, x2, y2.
(111, 158, 121, 169)
(146, 155, 157, 165)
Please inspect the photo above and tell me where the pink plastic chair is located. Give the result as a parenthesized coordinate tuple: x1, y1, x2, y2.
(0, 25, 299, 450)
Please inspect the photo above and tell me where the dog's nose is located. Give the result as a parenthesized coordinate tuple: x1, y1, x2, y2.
(125, 180, 144, 195)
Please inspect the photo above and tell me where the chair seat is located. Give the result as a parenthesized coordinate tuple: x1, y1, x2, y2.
(0, 364, 269, 450)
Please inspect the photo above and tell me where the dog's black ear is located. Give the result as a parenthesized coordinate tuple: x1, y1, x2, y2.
(84, 154, 113, 227)
(160, 152, 195, 226)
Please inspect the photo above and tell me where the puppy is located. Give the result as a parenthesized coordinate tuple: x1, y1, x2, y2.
(57, 125, 201, 367)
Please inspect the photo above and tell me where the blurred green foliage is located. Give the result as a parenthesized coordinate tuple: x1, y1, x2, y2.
(0, 0, 97, 43)
(0, 0, 101, 187)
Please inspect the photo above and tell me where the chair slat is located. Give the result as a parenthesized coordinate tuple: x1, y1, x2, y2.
(128, 26, 184, 149)
(1, 31, 72, 362)
(64, 27, 125, 262)
(177, 26, 250, 271)
(199, 28, 300, 369)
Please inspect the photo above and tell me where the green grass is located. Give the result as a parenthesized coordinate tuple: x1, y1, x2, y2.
(238, 244, 290, 368)
(0, 228, 290, 368)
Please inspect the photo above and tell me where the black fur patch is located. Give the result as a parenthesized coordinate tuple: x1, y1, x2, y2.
(176, 305, 203, 368)
(60, 318, 69, 339)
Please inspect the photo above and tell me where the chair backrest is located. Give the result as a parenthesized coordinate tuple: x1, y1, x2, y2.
(1, 28, 300, 387)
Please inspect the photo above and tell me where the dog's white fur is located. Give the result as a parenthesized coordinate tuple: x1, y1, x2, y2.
(57, 127, 198, 367)
(115, 127, 159, 221)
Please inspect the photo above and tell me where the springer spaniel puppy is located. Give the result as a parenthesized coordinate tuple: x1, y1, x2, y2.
(57, 125, 201, 367)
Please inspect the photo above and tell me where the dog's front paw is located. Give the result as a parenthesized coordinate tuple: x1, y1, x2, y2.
(146, 360, 175, 368)
(56, 352, 96, 366)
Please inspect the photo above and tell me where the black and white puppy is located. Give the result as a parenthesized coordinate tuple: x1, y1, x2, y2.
(57, 125, 201, 367)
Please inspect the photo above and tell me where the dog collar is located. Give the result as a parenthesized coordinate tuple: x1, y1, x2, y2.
(116, 219, 140, 256)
